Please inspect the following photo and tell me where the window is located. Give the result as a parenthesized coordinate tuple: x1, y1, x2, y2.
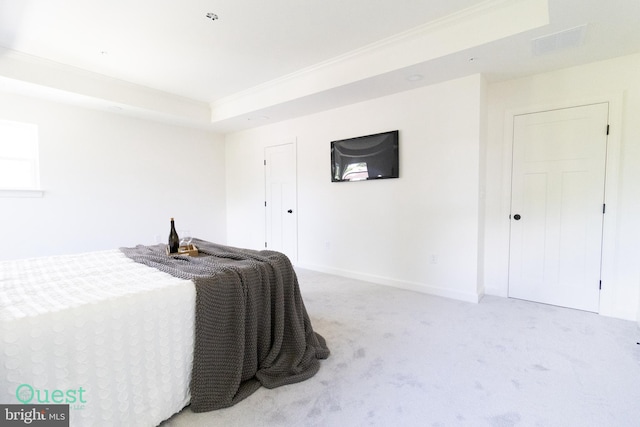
(0, 119, 42, 196)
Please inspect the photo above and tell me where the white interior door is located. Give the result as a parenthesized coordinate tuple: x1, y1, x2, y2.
(508, 103, 609, 312)
(265, 143, 297, 263)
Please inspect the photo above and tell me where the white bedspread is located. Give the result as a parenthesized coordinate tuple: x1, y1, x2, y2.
(0, 249, 195, 426)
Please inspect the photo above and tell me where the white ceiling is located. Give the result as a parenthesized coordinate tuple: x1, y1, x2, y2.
(1, 0, 639, 133)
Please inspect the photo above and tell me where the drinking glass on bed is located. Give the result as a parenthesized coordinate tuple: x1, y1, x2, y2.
(179, 230, 192, 248)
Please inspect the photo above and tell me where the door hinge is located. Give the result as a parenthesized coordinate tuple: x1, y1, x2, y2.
(606, 124, 610, 135)
(599, 280, 602, 290)
(603, 203, 606, 214)
(264, 159, 266, 166)
(265, 242, 267, 248)
(265, 201, 267, 207)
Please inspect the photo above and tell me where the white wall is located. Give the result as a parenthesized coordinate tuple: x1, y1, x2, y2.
(484, 54, 640, 321)
(226, 55, 640, 321)
(4, 54, 637, 322)
(226, 75, 484, 303)
(0, 92, 227, 260)
(477, 76, 489, 297)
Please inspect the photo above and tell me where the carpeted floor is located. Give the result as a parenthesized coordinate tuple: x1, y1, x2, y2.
(161, 268, 640, 427)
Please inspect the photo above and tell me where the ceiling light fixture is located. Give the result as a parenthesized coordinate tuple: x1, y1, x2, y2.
(206, 13, 219, 21)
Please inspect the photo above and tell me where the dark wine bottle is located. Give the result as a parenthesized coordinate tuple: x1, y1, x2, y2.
(168, 217, 180, 253)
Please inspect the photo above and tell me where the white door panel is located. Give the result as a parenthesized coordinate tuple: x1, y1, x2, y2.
(509, 103, 608, 312)
(265, 143, 297, 264)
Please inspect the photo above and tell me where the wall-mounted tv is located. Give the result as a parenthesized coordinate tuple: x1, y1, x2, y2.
(331, 130, 399, 182)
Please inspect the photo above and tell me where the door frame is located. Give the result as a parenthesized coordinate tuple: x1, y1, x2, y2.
(264, 140, 298, 264)
(500, 94, 623, 315)
(507, 103, 609, 311)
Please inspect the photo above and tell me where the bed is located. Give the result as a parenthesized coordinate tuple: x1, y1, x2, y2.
(0, 239, 329, 426)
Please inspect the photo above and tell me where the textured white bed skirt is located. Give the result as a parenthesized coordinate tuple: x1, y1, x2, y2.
(0, 250, 195, 426)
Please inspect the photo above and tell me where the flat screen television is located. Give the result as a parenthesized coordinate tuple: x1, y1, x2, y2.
(331, 130, 399, 182)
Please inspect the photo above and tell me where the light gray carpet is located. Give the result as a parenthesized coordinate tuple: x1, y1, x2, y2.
(161, 268, 640, 427)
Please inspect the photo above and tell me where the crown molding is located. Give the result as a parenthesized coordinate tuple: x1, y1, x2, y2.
(210, 0, 549, 122)
(0, 46, 212, 125)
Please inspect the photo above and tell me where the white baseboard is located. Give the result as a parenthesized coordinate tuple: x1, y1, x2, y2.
(296, 263, 482, 304)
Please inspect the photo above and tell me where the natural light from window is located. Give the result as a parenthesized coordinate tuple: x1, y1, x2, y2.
(0, 119, 41, 193)
(342, 162, 368, 181)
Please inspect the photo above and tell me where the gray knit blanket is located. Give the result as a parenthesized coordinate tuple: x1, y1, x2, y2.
(120, 239, 329, 412)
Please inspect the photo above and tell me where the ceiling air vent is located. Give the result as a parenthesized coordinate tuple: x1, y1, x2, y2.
(532, 24, 588, 55)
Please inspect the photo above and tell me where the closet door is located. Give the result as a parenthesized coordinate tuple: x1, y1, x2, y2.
(508, 103, 609, 312)
(265, 143, 297, 263)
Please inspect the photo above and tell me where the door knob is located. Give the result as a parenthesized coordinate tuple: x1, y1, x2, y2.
(287, 209, 293, 213)
(513, 214, 521, 220)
